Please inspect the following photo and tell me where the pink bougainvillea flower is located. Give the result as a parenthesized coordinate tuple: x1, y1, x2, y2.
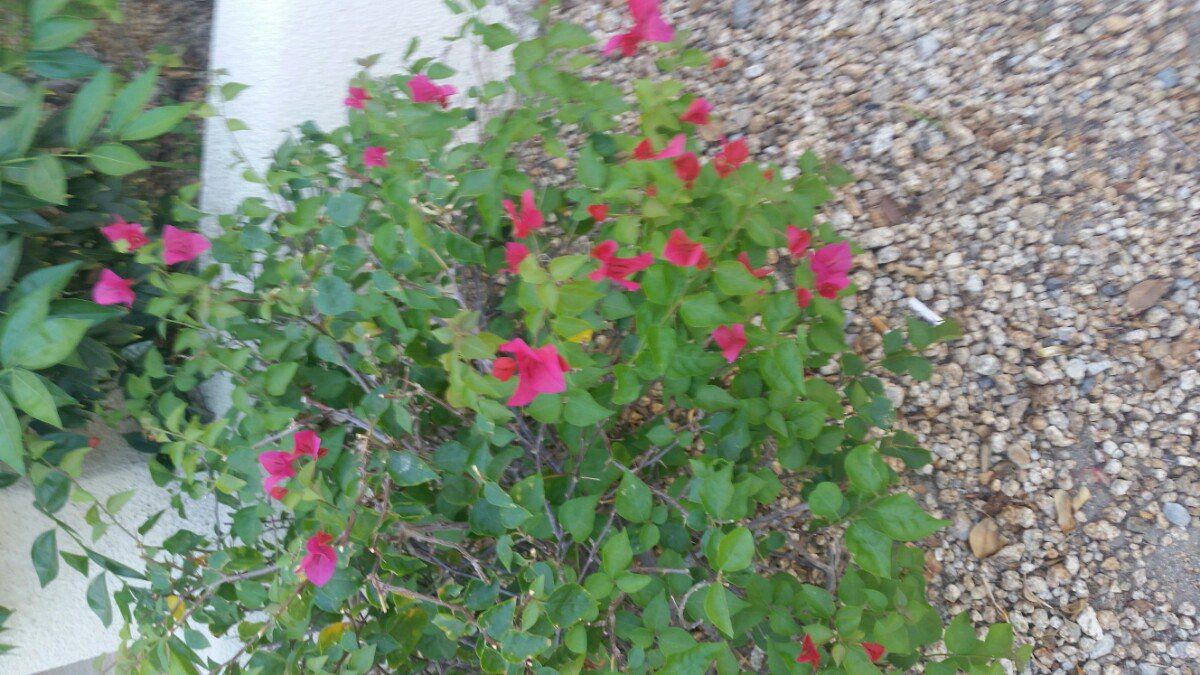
(861, 642, 886, 663)
(786, 225, 811, 258)
(258, 450, 296, 500)
(737, 252, 771, 278)
(407, 74, 457, 108)
(673, 152, 700, 188)
(162, 225, 211, 265)
(291, 429, 326, 458)
(713, 138, 749, 177)
(101, 215, 148, 252)
(603, 0, 675, 57)
(492, 357, 517, 382)
(809, 241, 852, 299)
(680, 98, 712, 125)
(503, 189, 544, 238)
(662, 228, 710, 269)
(498, 338, 569, 406)
(301, 531, 337, 587)
(504, 242, 529, 274)
(710, 55, 729, 70)
(632, 138, 656, 160)
(632, 134, 686, 161)
(795, 287, 813, 308)
(589, 240, 654, 291)
(796, 634, 820, 669)
(344, 86, 371, 109)
(587, 204, 609, 221)
(92, 269, 135, 307)
(362, 146, 388, 168)
(712, 324, 747, 362)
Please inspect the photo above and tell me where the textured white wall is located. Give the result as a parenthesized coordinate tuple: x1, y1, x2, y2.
(0, 1, 513, 673)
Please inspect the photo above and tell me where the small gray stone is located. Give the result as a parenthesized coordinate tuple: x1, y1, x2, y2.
(1163, 502, 1191, 528)
(1088, 634, 1115, 659)
(731, 0, 755, 29)
(744, 63, 765, 79)
(1156, 67, 1180, 88)
(915, 35, 940, 59)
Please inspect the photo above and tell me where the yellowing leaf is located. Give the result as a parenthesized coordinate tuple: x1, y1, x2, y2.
(167, 594, 186, 622)
(318, 622, 348, 649)
(567, 329, 593, 344)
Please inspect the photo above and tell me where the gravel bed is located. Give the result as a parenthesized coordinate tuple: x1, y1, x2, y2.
(560, 1, 1199, 672)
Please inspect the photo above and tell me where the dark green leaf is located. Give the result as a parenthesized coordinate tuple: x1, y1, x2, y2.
(544, 583, 597, 627)
(31, 530, 58, 587)
(26, 49, 100, 78)
(0, 391, 24, 474)
(614, 471, 651, 523)
(557, 495, 599, 540)
(86, 574, 112, 626)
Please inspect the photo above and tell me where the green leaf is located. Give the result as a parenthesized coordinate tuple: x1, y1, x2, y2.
(0, 73, 30, 106)
(713, 260, 763, 296)
(89, 143, 148, 176)
(807, 482, 845, 520)
(944, 612, 980, 653)
(7, 318, 89, 370)
(0, 236, 22, 293)
(704, 584, 734, 637)
(713, 527, 754, 572)
(120, 104, 192, 141)
(35, 470, 69, 513)
(544, 583, 598, 627)
(0, 89, 42, 159)
(558, 495, 599, 540)
(30, 0, 71, 23)
(844, 444, 890, 495)
(108, 68, 159, 134)
(65, 69, 112, 148)
(31, 530, 58, 587)
(7, 369, 61, 427)
(313, 276, 355, 315)
(26, 49, 100, 78)
(679, 292, 727, 328)
(325, 192, 366, 228)
(600, 529, 632, 575)
(563, 391, 613, 427)
(387, 451, 437, 486)
(263, 362, 298, 396)
(31, 16, 94, 51)
(614, 471, 652, 523)
(86, 574, 112, 626)
(844, 521, 892, 578)
(25, 154, 67, 205)
(0, 391, 24, 474)
(865, 494, 947, 541)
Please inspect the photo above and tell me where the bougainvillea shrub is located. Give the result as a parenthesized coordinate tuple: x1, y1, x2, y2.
(65, 2, 1030, 673)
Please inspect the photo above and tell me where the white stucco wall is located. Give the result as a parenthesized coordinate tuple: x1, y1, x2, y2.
(0, 2, 518, 673)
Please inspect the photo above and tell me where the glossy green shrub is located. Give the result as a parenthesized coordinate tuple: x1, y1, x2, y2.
(36, 3, 1029, 673)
